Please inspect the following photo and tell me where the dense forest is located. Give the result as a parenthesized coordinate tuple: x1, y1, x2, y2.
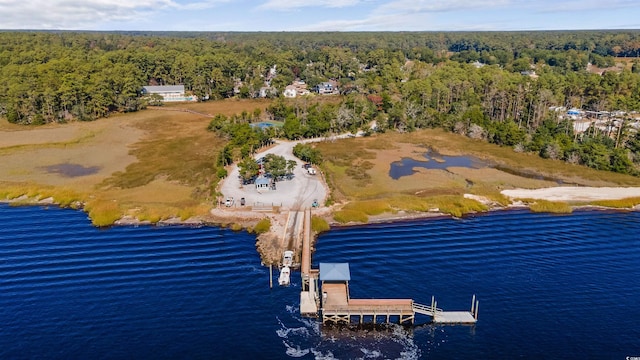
(2, 30, 640, 175)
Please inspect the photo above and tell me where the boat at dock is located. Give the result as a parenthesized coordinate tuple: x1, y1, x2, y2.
(278, 266, 291, 286)
(282, 250, 293, 267)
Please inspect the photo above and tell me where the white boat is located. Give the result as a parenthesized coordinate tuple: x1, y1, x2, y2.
(282, 250, 294, 267)
(278, 266, 291, 286)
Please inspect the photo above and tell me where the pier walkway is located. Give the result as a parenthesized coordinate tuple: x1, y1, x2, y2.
(299, 209, 319, 315)
(320, 281, 477, 325)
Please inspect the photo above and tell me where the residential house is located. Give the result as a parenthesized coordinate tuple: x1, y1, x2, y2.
(315, 81, 338, 95)
(283, 81, 310, 98)
(283, 85, 298, 98)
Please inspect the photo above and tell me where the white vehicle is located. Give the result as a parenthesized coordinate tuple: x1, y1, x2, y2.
(307, 167, 316, 175)
(224, 197, 234, 207)
(282, 250, 294, 267)
(278, 266, 291, 286)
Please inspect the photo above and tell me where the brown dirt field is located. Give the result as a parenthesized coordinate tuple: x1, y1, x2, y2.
(0, 115, 144, 188)
(0, 100, 260, 222)
(163, 98, 271, 116)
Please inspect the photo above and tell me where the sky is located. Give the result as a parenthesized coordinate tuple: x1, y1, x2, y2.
(0, 0, 639, 32)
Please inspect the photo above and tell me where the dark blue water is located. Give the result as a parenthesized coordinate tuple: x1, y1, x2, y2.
(1, 204, 639, 359)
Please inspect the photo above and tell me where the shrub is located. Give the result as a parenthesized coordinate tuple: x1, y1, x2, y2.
(333, 209, 368, 224)
(253, 218, 271, 234)
(311, 216, 330, 233)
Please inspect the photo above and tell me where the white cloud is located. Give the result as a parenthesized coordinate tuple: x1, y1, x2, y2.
(535, 0, 638, 12)
(0, 0, 228, 29)
(373, 0, 511, 14)
(258, 0, 362, 11)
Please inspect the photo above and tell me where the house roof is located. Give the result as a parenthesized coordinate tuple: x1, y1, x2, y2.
(143, 85, 185, 93)
(255, 176, 270, 185)
(319, 263, 351, 281)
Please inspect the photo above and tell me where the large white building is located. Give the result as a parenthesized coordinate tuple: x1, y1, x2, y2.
(142, 85, 195, 102)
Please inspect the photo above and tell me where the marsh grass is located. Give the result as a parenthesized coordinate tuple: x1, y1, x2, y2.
(0, 132, 97, 155)
(84, 199, 123, 227)
(527, 199, 573, 214)
(333, 209, 369, 224)
(102, 133, 223, 190)
(311, 216, 330, 233)
(342, 200, 393, 215)
(589, 197, 640, 208)
(316, 129, 640, 223)
(0, 183, 83, 207)
(388, 195, 487, 217)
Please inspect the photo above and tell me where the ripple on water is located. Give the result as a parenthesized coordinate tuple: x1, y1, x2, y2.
(1, 204, 639, 359)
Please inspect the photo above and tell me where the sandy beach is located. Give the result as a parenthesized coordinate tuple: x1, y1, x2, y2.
(501, 186, 640, 202)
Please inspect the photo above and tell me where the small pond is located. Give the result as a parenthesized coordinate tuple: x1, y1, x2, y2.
(389, 151, 490, 179)
(43, 163, 100, 177)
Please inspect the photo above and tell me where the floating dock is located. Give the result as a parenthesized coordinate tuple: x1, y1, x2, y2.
(297, 209, 478, 325)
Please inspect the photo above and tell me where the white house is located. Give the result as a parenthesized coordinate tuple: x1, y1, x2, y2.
(283, 85, 297, 98)
(315, 81, 338, 95)
(142, 85, 195, 102)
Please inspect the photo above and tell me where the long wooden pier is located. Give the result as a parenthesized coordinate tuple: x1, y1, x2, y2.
(320, 280, 478, 325)
(297, 208, 477, 325)
(299, 209, 320, 315)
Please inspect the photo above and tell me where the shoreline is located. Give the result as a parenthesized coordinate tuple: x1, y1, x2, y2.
(3, 186, 640, 265)
(4, 187, 640, 229)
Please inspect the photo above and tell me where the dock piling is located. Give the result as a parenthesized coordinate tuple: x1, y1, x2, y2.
(471, 294, 476, 314)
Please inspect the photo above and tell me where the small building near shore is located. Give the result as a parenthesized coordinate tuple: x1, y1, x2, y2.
(255, 176, 272, 190)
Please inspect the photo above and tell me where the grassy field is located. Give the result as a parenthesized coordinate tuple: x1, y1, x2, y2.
(316, 129, 640, 223)
(3, 102, 640, 226)
(0, 99, 269, 225)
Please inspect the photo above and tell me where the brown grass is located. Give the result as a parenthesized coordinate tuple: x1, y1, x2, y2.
(0, 100, 279, 225)
(589, 197, 640, 209)
(528, 200, 573, 214)
(317, 129, 640, 221)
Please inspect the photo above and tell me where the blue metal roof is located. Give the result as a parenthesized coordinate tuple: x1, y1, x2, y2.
(319, 263, 351, 281)
(255, 176, 270, 185)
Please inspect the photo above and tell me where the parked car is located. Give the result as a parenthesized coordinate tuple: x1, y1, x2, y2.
(312, 199, 319, 208)
(225, 197, 234, 207)
(303, 163, 312, 169)
(240, 197, 246, 206)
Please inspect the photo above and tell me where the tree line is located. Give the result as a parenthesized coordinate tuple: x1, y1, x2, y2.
(2, 30, 640, 175)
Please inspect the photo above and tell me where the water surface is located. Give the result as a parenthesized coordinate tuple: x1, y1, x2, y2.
(1, 204, 638, 359)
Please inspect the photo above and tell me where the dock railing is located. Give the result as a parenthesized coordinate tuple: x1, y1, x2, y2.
(412, 301, 443, 317)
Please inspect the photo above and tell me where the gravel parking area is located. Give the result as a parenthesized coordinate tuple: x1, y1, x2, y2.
(217, 140, 327, 211)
